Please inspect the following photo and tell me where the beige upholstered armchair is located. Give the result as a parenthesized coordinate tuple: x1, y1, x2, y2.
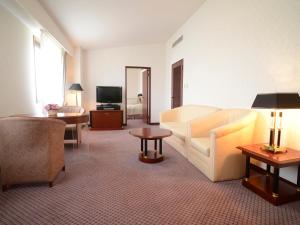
(58, 106, 85, 146)
(0, 117, 66, 191)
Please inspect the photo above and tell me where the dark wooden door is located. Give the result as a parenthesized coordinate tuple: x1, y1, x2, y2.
(142, 69, 149, 123)
(171, 59, 183, 108)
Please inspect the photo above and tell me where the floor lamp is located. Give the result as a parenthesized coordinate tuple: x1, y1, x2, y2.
(69, 83, 83, 106)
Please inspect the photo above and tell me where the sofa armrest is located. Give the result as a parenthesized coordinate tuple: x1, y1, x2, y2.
(209, 112, 257, 181)
(160, 108, 180, 123)
(210, 112, 257, 138)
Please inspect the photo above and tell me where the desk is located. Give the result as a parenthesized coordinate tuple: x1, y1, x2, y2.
(16, 113, 89, 147)
(237, 144, 300, 205)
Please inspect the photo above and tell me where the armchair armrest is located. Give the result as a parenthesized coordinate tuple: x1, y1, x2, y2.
(160, 108, 180, 123)
(210, 112, 257, 138)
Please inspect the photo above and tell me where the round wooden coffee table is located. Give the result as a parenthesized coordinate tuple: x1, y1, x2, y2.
(129, 127, 172, 163)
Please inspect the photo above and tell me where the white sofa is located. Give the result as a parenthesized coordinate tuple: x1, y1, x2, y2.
(160, 105, 220, 157)
(160, 106, 257, 182)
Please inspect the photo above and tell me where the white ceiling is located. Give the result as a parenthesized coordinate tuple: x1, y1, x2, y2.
(38, 0, 205, 50)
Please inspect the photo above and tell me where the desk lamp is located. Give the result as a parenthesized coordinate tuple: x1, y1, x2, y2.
(252, 93, 300, 153)
(69, 83, 83, 106)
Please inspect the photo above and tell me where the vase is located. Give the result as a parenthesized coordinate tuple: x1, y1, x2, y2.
(48, 110, 58, 117)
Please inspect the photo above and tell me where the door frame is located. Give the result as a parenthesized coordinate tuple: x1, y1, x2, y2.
(171, 59, 184, 108)
(125, 66, 151, 125)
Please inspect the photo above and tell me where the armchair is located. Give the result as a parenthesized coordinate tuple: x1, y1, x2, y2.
(58, 106, 85, 146)
(0, 117, 66, 191)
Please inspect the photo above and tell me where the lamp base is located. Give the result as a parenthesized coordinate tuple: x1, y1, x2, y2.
(262, 144, 287, 153)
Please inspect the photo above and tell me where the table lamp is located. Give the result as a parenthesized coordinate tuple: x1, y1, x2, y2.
(252, 93, 300, 153)
(69, 83, 83, 106)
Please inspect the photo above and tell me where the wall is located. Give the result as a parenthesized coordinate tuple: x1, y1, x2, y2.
(1, 0, 74, 55)
(166, 0, 300, 182)
(0, 5, 37, 116)
(83, 43, 166, 123)
(127, 68, 142, 99)
(65, 48, 84, 106)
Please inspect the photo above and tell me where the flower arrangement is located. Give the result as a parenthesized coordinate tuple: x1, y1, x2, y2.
(44, 104, 60, 116)
(44, 104, 60, 111)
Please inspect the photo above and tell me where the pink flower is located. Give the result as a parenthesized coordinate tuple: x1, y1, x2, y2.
(44, 104, 60, 111)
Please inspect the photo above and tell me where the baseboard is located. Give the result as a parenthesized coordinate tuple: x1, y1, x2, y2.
(150, 122, 160, 125)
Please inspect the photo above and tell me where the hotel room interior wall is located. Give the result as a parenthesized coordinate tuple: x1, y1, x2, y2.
(127, 69, 141, 99)
(166, 0, 300, 182)
(1, 0, 74, 55)
(65, 48, 84, 106)
(83, 43, 167, 123)
(0, 5, 37, 116)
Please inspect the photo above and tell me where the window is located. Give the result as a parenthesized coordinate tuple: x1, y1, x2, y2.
(33, 31, 65, 105)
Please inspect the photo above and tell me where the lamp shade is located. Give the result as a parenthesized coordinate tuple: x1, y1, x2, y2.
(69, 83, 83, 91)
(252, 93, 300, 109)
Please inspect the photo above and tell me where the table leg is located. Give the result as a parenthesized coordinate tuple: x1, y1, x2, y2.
(71, 126, 76, 149)
(266, 164, 271, 176)
(159, 139, 162, 155)
(154, 139, 157, 150)
(245, 156, 250, 181)
(76, 124, 79, 148)
(272, 167, 280, 197)
(140, 138, 144, 152)
(145, 140, 148, 157)
(297, 165, 300, 192)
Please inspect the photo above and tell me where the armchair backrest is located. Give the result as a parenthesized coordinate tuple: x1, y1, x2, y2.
(0, 117, 66, 182)
(58, 106, 85, 114)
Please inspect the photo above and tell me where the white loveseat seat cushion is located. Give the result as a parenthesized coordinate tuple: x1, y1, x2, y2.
(190, 137, 210, 157)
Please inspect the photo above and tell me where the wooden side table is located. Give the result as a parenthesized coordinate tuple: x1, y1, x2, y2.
(129, 128, 172, 163)
(237, 144, 300, 205)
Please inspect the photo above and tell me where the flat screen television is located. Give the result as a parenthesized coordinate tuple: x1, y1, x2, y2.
(96, 86, 122, 103)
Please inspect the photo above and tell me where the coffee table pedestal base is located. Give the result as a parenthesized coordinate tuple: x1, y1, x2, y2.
(139, 151, 164, 163)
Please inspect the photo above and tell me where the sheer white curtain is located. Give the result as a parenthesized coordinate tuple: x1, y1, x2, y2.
(34, 31, 65, 106)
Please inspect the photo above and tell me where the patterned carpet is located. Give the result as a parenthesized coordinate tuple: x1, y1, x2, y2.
(1, 122, 300, 225)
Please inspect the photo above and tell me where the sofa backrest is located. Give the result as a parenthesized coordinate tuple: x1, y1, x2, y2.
(178, 105, 220, 122)
(220, 109, 252, 122)
(190, 108, 255, 137)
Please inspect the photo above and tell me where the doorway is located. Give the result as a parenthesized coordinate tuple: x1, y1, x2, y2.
(125, 66, 151, 126)
(171, 59, 183, 108)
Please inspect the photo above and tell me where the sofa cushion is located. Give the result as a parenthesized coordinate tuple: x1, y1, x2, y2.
(190, 137, 210, 157)
(160, 122, 186, 140)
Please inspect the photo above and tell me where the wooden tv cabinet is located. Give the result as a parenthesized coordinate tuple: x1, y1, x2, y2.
(90, 110, 123, 130)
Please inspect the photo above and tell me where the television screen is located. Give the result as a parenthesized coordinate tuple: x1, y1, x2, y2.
(96, 86, 122, 103)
